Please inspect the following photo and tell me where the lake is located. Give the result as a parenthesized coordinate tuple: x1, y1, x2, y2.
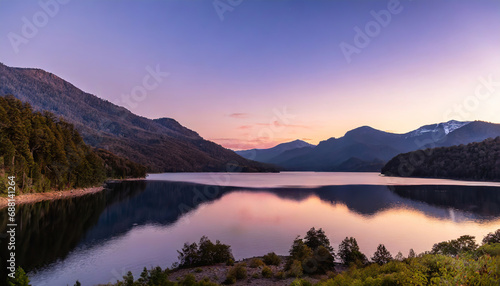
(2, 172, 500, 285)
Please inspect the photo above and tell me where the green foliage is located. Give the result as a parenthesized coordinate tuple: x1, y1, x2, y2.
(287, 260, 304, 278)
(338, 237, 368, 266)
(275, 271, 285, 280)
(317, 253, 500, 286)
(478, 243, 500, 257)
(224, 263, 247, 284)
(287, 227, 336, 275)
(248, 258, 265, 268)
(290, 278, 313, 286)
(177, 236, 234, 268)
(371, 244, 392, 265)
(6, 267, 30, 286)
(483, 229, 500, 244)
(304, 227, 334, 253)
(261, 266, 273, 278)
(432, 235, 478, 256)
(0, 95, 145, 194)
(262, 252, 281, 266)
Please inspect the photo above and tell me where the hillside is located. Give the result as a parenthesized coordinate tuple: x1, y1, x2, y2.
(0, 95, 146, 193)
(381, 137, 500, 181)
(0, 63, 275, 172)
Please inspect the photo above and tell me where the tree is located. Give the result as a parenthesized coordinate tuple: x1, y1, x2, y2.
(408, 248, 416, 258)
(483, 229, 500, 244)
(288, 228, 336, 274)
(304, 227, 334, 253)
(372, 244, 392, 265)
(338, 237, 368, 266)
(432, 235, 478, 256)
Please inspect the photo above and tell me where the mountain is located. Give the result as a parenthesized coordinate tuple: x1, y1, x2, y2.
(0, 63, 275, 172)
(235, 139, 314, 163)
(381, 137, 500, 181)
(251, 120, 500, 172)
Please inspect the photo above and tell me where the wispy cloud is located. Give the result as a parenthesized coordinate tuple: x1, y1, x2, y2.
(228, 113, 249, 119)
(255, 121, 309, 129)
(237, 125, 253, 130)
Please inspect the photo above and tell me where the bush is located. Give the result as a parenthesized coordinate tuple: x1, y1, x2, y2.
(263, 252, 281, 266)
(291, 279, 313, 286)
(195, 268, 203, 273)
(275, 271, 285, 280)
(225, 263, 247, 284)
(287, 260, 303, 278)
(226, 258, 234, 266)
(249, 258, 265, 268)
(262, 266, 273, 278)
(251, 273, 259, 279)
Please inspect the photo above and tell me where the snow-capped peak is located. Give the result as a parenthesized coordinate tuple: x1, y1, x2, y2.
(406, 120, 470, 138)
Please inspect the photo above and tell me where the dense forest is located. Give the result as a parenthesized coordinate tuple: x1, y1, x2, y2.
(0, 95, 146, 194)
(381, 137, 500, 181)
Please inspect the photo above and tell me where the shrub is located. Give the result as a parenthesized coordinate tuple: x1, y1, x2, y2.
(249, 258, 265, 268)
(226, 258, 234, 266)
(251, 273, 259, 279)
(287, 260, 303, 278)
(263, 252, 281, 266)
(195, 268, 203, 273)
(262, 266, 273, 278)
(291, 279, 313, 286)
(275, 271, 285, 280)
(225, 263, 247, 284)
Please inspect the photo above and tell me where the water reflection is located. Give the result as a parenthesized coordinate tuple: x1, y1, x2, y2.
(1, 178, 500, 285)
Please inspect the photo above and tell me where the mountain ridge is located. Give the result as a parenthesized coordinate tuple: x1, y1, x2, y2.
(236, 120, 500, 172)
(0, 63, 276, 173)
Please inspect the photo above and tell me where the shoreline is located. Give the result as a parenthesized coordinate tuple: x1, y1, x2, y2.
(0, 178, 145, 209)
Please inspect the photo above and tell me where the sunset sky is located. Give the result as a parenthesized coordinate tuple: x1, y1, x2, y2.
(1, 0, 500, 150)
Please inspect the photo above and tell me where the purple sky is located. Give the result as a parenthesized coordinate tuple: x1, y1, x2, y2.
(1, 0, 500, 149)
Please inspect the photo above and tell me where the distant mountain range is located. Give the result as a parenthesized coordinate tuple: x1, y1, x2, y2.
(235, 139, 315, 163)
(236, 120, 500, 172)
(0, 63, 275, 172)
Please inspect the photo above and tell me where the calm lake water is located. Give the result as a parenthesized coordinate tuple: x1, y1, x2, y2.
(2, 172, 500, 285)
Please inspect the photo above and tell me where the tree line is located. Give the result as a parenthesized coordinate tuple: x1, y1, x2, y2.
(0, 95, 146, 194)
(382, 136, 500, 181)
